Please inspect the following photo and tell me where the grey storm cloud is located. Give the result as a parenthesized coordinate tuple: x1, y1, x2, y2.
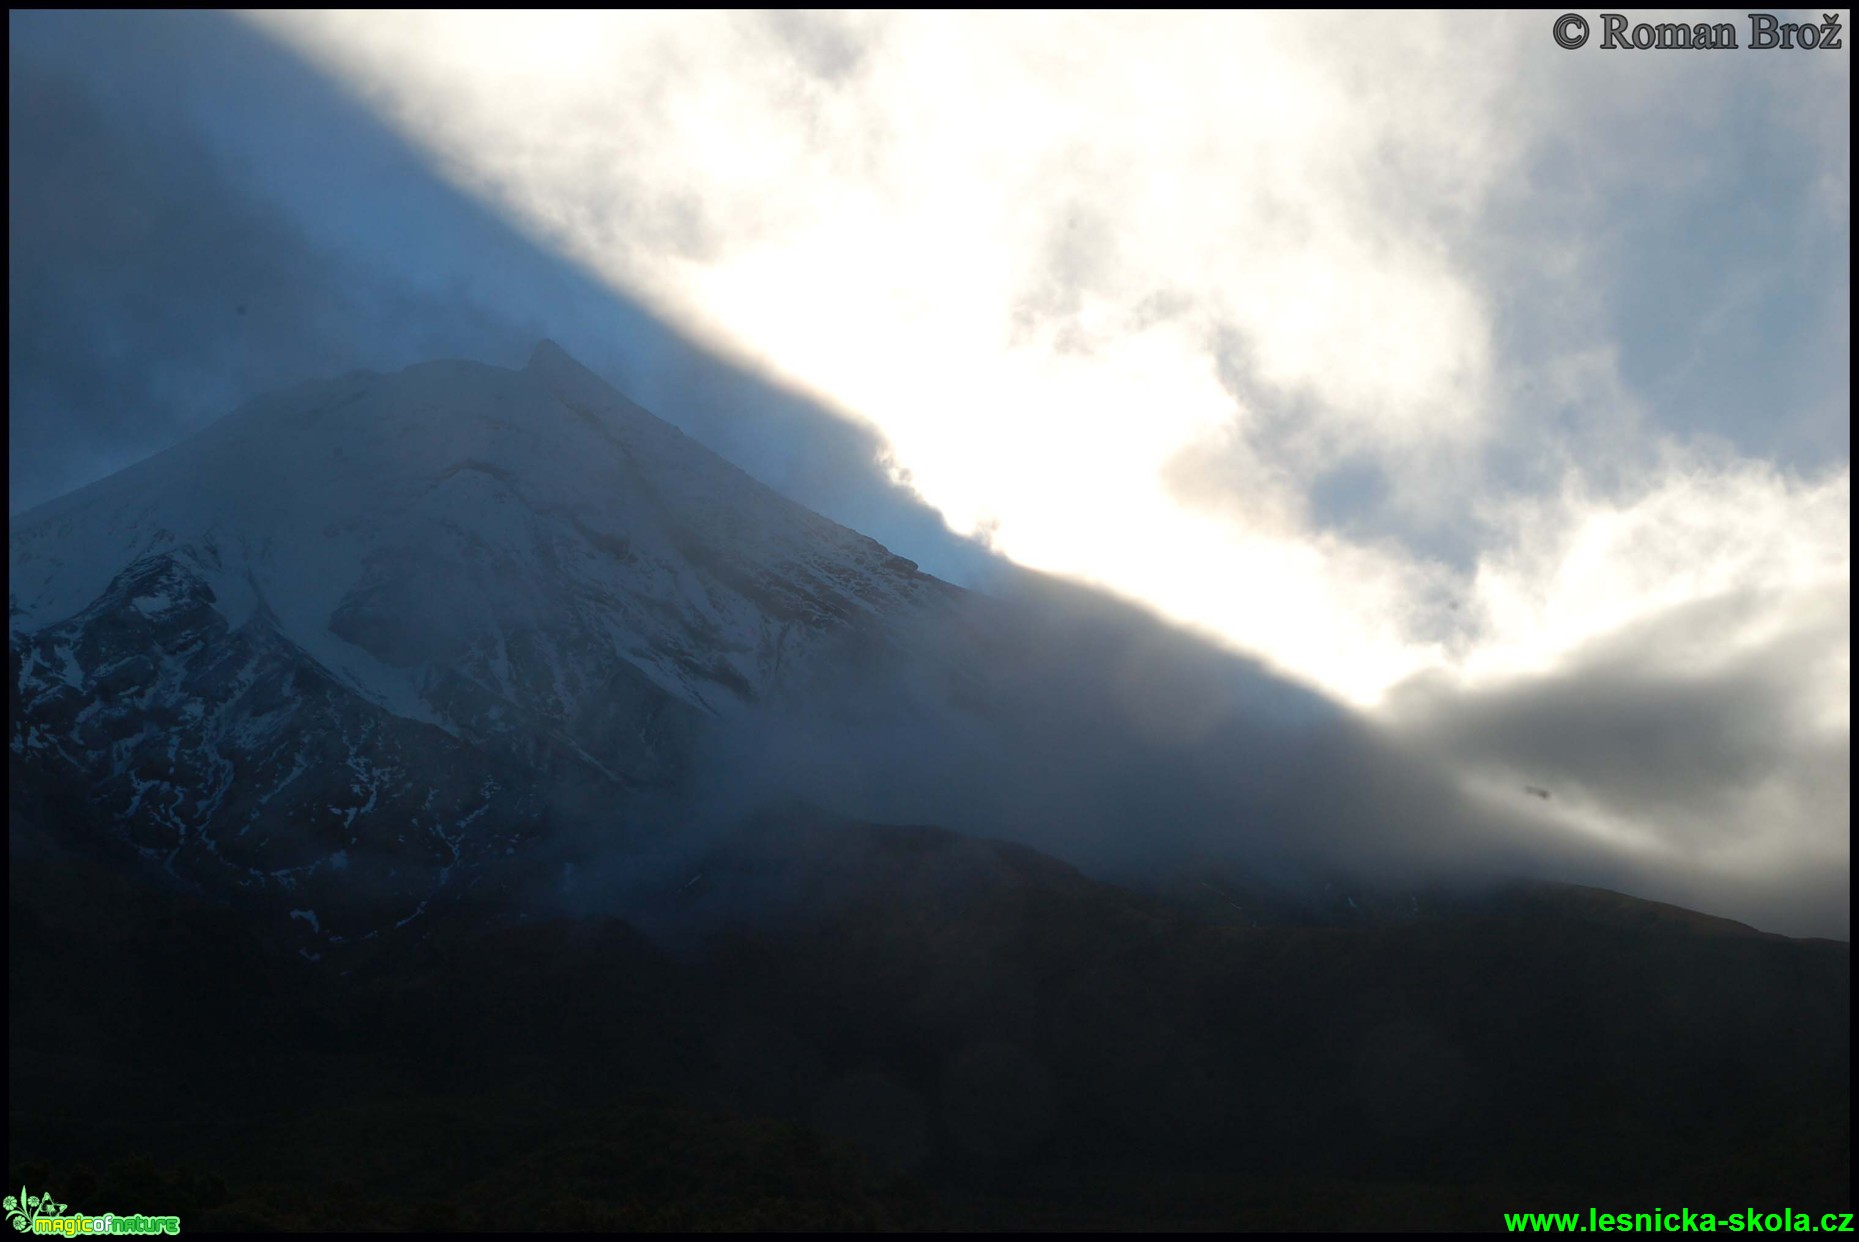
(663, 567, 1649, 913)
(1386, 584, 1850, 938)
(7, 18, 541, 512)
(6, 9, 993, 587)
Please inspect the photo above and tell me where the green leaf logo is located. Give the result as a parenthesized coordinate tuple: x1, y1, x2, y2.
(6, 1186, 66, 1232)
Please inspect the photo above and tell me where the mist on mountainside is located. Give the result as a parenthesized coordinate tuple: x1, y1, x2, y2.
(534, 524, 1810, 942)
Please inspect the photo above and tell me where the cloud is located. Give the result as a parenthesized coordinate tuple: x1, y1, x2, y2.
(246, 13, 1515, 694)
(1461, 459, 1849, 694)
(7, 10, 994, 586)
(1385, 584, 1848, 938)
(673, 566, 1669, 918)
(10, 11, 1847, 936)
(250, 10, 1846, 710)
(1383, 459, 1849, 936)
(6, 18, 530, 512)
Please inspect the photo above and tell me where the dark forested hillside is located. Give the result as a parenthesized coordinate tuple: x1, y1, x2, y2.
(10, 796, 1847, 1230)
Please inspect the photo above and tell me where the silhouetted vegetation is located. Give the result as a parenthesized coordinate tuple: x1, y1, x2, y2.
(8, 810, 1850, 1230)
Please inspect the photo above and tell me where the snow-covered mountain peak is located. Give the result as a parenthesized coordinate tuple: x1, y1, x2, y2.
(11, 342, 945, 697)
(10, 344, 957, 936)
